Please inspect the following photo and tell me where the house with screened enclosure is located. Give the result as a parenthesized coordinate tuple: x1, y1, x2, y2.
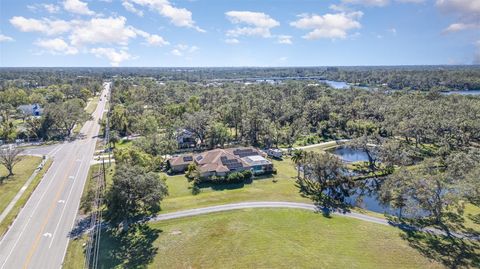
(167, 147, 273, 178)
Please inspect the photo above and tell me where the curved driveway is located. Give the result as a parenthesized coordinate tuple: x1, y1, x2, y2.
(151, 201, 387, 225)
(150, 201, 479, 240)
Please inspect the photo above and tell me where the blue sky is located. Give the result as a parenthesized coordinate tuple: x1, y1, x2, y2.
(0, 0, 479, 67)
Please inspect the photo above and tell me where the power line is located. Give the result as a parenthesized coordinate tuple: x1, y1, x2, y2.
(85, 84, 110, 269)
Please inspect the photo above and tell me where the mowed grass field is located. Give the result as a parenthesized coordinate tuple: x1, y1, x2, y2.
(160, 158, 310, 213)
(97, 209, 443, 269)
(0, 156, 42, 213)
(0, 159, 52, 237)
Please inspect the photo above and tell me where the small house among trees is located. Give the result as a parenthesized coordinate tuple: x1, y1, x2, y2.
(17, 104, 43, 117)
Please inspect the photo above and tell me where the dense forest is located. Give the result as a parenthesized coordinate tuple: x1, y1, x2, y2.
(107, 77, 480, 256)
(1, 68, 478, 267)
(0, 73, 102, 141)
(2, 66, 480, 90)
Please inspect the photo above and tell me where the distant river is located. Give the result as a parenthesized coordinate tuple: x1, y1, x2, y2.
(442, 90, 480, 96)
(319, 80, 350, 89)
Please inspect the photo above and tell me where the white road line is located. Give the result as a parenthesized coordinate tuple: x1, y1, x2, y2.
(60, 87, 107, 267)
(48, 143, 65, 157)
(0, 161, 62, 269)
(49, 159, 85, 248)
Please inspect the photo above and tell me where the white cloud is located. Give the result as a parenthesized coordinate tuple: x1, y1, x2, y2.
(132, 28, 169, 46)
(444, 23, 479, 33)
(171, 44, 198, 56)
(10, 16, 71, 36)
(63, 0, 95, 16)
(145, 34, 169, 46)
(122, 1, 144, 16)
(189, 45, 199, 53)
(277, 35, 292, 44)
(90, 47, 133, 66)
(0, 34, 14, 42)
(43, 4, 61, 13)
(10, 15, 168, 66)
(28, 3, 61, 13)
(225, 38, 239, 44)
(290, 12, 363, 40)
(69, 16, 137, 46)
(10, 15, 167, 49)
(171, 48, 182, 56)
(35, 38, 78, 55)
(225, 11, 280, 38)
(437, 0, 480, 33)
(436, 0, 480, 16)
(388, 28, 397, 35)
(126, 0, 204, 32)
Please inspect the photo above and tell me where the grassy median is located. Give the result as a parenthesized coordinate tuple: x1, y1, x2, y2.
(0, 158, 52, 237)
(0, 156, 43, 213)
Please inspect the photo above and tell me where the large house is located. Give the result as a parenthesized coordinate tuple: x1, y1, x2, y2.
(168, 147, 273, 178)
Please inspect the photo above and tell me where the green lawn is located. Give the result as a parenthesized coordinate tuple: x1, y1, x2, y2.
(114, 139, 133, 150)
(98, 209, 443, 269)
(0, 159, 52, 237)
(463, 203, 480, 232)
(161, 158, 310, 213)
(86, 96, 100, 115)
(64, 233, 88, 269)
(79, 163, 115, 215)
(0, 156, 42, 213)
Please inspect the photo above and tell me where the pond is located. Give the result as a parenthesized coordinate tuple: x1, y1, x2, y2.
(329, 146, 426, 217)
(347, 179, 427, 218)
(331, 147, 370, 163)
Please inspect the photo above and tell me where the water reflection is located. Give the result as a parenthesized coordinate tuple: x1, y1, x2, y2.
(331, 147, 370, 163)
(441, 90, 480, 96)
(330, 147, 426, 217)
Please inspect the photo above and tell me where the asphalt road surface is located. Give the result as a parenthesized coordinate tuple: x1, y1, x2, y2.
(150, 202, 479, 240)
(0, 83, 109, 269)
(151, 201, 389, 226)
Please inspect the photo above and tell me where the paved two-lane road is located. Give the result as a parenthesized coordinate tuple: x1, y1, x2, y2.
(0, 83, 110, 269)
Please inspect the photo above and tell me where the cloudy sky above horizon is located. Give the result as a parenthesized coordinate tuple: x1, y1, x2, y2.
(0, 0, 479, 67)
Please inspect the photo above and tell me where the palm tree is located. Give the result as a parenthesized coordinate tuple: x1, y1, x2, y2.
(291, 149, 304, 179)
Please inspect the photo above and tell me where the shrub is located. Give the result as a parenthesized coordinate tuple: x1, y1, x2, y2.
(227, 172, 245, 183)
(242, 170, 253, 180)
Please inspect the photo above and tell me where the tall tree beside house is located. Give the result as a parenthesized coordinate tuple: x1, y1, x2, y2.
(47, 98, 90, 137)
(207, 122, 230, 148)
(109, 130, 120, 149)
(105, 164, 168, 226)
(185, 110, 210, 146)
(296, 151, 353, 215)
(0, 104, 17, 143)
(0, 147, 23, 179)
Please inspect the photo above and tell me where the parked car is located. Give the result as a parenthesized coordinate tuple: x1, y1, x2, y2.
(264, 148, 283, 159)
